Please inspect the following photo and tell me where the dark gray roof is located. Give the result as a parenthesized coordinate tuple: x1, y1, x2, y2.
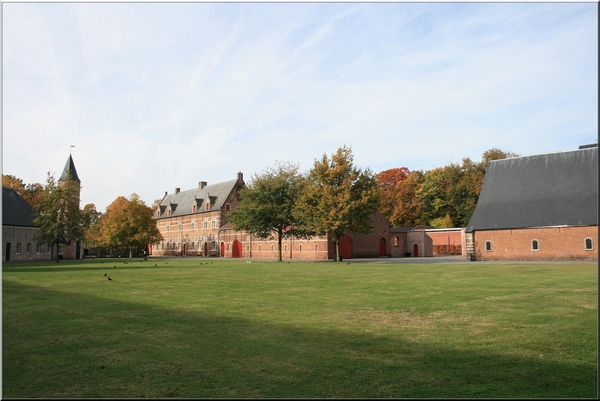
(153, 176, 243, 219)
(59, 155, 80, 182)
(466, 147, 598, 232)
(2, 187, 39, 227)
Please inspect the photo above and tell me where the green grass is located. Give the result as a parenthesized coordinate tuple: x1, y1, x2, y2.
(2, 258, 597, 398)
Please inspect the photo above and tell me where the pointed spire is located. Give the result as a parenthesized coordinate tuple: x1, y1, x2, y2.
(59, 154, 80, 183)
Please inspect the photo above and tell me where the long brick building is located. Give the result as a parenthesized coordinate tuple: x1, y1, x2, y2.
(151, 172, 419, 260)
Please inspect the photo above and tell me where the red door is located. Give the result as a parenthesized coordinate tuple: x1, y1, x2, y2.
(340, 236, 352, 259)
(379, 238, 387, 257)
(232, 240, 242, 258)
(204, 242, 208, 257)
(220, 242, 225, 257)
(413, 244, 419, 257)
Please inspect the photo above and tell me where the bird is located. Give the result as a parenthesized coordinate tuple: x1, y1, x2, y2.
(114, 265, 116, 268)
(107, 276, 112, 281)
(103, 273, 107, 277)
(154, 264, 157, 267)
(347, 262, 350, 265)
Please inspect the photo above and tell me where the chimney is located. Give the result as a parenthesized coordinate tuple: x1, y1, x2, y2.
(237, 172, 243, 182)
(175, 188, 180, 195)
(199, 181, 207, 190)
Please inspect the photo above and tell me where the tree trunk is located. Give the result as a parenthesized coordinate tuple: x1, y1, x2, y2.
(278, 232, 283, 262)
(335, 239, 341, 262)
(129, 247, 133, 258)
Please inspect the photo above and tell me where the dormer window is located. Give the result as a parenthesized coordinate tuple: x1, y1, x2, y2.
(206, 202, 210, 211)
(193, 205, 197, 213)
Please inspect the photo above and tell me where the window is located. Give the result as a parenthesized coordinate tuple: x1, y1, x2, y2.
(203, 219, 208, 229)
(531, 239, 539, 251)
(36, 244, 41, 254)
(211, 218, 216, 228)
(193, 205, 197, 213)
(16, 243, 21, 254)
(585, 238, 594, 250)
(26, 243, 31, 254)
(271, 244, 274, 252)
(166, 223, 170, 232)
(284, 244, 288, 252)
(394, 236, 399, 247)
(168, 209, 172, 217)
(299, 244, 303, 252)
(206, 202, 210, 211)
(157, 211, 160, 218)
(315, 244, 319, 252)
(227, 243, 230, 251)
(258, 245, 262, 252)
(485, 241, 492, 252)
(191, 220, 196, 230)
(225, 204, 231, 211)
(178, 221, 182, 231)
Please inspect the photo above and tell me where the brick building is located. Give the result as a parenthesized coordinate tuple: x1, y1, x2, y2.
(2, 187, 53, 262)
(465, 145, 598, 261)
(151, 173, 411, 260)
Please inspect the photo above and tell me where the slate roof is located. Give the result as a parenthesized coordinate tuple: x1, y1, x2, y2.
(59, 155, 80, 182)
(2, 187, 39, 227)
(466, 146, 598, 233)
(153, 176, 243, 219)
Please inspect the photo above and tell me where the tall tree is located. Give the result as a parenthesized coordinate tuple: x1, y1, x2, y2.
(81, 203, 102, 250)
(295, 146, 379, 262)
(229, 162, 310, 262)
(100, 194, 162, 258)
(33, 172, 82, 261)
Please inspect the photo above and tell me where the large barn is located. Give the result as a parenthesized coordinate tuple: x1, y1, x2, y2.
(465, 145, 598, 261)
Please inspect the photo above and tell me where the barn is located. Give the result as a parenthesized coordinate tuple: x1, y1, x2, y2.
(464, 145, 598, 261)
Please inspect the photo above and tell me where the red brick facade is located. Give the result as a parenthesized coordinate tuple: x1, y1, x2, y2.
(472, 226, 598, 261)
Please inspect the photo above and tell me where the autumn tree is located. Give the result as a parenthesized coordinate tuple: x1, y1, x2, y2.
(99, 194, 162, 258)
(3, 174, 44, 208)
(81, 203, 103, 250)
(229, 162, 311, 261)
(33, 172, 82, 261)
(295, 146, 379, 262)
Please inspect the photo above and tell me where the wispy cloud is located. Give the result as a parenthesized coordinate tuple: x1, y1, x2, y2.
(3, 2, 597, 211)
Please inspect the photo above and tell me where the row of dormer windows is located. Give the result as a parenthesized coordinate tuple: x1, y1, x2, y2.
(158, 203, 230, 218)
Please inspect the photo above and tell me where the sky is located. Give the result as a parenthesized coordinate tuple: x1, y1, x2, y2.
(3, 2, 598, 212)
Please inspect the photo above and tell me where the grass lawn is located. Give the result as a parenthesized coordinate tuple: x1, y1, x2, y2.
(2, 257, 597, 398)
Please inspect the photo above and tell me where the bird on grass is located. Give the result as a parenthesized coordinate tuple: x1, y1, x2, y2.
(107, 276, 113, 281)
(103, 273, 107, 277)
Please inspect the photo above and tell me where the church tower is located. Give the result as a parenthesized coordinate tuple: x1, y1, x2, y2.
(57, 154, 82, 259)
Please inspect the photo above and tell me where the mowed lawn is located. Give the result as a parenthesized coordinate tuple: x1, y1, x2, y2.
(2, 258, 597, 398)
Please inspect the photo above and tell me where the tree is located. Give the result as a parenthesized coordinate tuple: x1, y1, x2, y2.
(81, 203, 103, 250)
(295, 146, 380, 262)
(2, 174, 44, 208)
(33, 172, 82, 261)
(99, 194, 162, 258)
(229, 162, 310, 262)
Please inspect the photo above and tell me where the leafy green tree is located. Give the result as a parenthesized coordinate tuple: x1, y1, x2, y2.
(295, 146, 379, 262)
(33, 172, 82, 261)
(99, 194, 162, 258)
(229, 162, 310, 262)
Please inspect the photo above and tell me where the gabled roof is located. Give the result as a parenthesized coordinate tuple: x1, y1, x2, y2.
(154, 175, 244, 219)
(466, 147, 598, 232)
(2, 187, 39, 227)
(59, 155, 80, 183)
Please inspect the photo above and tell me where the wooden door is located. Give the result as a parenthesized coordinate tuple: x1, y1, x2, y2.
(413, 243, 419, 257)
(379, 238, 387, 257)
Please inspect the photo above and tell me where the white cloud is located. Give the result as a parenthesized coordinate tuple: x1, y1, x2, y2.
(3, 2, 597, 211)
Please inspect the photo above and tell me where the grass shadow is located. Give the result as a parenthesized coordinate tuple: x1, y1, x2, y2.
(3, 280, 596, 398)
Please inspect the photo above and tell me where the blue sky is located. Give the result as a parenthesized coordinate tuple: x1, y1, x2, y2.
(3, 2, 598, 212)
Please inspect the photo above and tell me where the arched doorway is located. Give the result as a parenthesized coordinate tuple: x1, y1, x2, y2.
(220, 242, 225, 257)
(379, 238, 387, 257)
(204, 242, 208, 257)
(232, 240, 242, 258)
(413, 243, 419, 257)
(340, 236, 353, 259)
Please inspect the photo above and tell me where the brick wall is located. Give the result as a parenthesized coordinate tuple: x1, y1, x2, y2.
(473, 226, 598, 261)
(3, 225, 53, 262)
